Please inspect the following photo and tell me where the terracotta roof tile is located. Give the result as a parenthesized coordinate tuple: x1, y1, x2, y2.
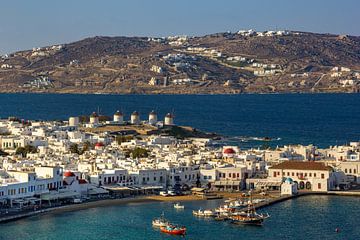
(270, 161, 332, 171)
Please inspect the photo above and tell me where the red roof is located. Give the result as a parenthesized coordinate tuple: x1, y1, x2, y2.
(95, 142, 104, 147)
(63, 171, 75, 177)
(79, 179, 88, 184)
(223, 148, 236, 154)
(270, 161, 332, 171)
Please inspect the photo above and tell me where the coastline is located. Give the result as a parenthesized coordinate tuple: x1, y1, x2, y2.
(1, 191, 360, 224)
(0, 194, 204, 224)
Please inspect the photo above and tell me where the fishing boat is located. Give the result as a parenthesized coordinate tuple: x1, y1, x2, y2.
(174, 202, 184, 209)
(229, 192, 270, 226)
(160, 224, 186, 235)
(152, 213, 170, 227)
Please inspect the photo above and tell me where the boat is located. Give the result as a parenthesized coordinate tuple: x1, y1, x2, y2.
(174, 202, 184, 209)
(152, 213, 170, 227)
(229, 200, 246, 208)
(193, 209, 215, 217)
(203, 209, 215, 217)
(215, 204, 235, 214)
(192, 209, 204, 217)
(229, 192, 270, 226)
(160, 224, 186, 235)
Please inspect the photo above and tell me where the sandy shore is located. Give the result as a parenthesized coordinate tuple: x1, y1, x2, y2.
(48, 195, 205, 215)
(0, 194, 207, 223)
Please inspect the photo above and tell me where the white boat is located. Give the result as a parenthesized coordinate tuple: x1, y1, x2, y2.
(193, 209, 214, 217)
(174, 202, 184, 209)
(152, 213, 170, 227)
(203, 209, 215, 217)
(215, 204, 232, 213)
(229, 200, 246, 208)
(193, 209, 204, 216)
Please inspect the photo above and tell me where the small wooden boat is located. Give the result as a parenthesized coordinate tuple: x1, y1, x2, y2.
(160, 224, 186, 235)
(229, 192, 270, 226)
(174, 202, 184, 209)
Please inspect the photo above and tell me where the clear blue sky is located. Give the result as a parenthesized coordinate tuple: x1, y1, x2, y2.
(0, 0, 359, 54)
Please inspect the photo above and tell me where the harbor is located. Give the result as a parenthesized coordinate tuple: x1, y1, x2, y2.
(1, 193, 359, 240)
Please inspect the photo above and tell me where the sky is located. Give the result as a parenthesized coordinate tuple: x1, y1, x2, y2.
(0, 0, 359, 54)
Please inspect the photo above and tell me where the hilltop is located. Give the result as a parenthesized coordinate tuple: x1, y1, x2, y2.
(1, 30, 360, 94)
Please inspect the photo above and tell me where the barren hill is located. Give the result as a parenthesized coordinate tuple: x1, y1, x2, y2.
(1, 30, 360, 94)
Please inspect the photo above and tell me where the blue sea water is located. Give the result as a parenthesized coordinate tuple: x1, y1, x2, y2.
(0, 93, 359, 148)
(0, 195, 359, 240)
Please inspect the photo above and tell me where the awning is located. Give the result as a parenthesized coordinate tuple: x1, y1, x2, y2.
(102, 186, 132, 192)
(40, 191, 79, 201)
(255, 182, 282, 187)
(191, 187, 206, 192)
(88, 188, 109, 195)
(141, 186, 163, 190)
(214, 180, 241, 186)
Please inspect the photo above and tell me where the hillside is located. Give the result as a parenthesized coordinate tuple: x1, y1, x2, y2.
(1, 30, 360, 94)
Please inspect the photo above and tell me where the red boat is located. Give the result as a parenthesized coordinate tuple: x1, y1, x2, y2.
(160, 224, 186, 235)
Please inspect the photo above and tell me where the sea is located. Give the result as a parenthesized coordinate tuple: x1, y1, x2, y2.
(0, 195, 359, 240)
(0, 93, 359, 148)
(0, 93, 360, 239)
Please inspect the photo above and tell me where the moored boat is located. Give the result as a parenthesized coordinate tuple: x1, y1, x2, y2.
(174, 202, 185, 209)
(193, 209, 214, 217)
(160, 224, 186, 235)
(152, 213, 170, 227)
(229, 192, 270, 226)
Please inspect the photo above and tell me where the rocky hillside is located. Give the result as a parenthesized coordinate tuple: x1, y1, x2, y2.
(1, 30, 360, 94)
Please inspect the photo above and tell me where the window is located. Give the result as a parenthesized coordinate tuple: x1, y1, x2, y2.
(349, 169, 352, 174)
(208, 176, 212, 180)
(354, 169, 357, 174)
(292, 172, 294, 176)
(321, 174, 325, 179)
(273, 172, 277, 177)
(309, 173, 312, 177)
(314, 173, 317, 177)
(318, 183, 321, 189)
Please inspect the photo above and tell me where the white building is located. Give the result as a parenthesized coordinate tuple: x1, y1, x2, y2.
(148, 110, 158, 125)
(131, 111, 140, 125)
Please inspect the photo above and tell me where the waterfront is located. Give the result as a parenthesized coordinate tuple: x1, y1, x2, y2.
(0, 93, 359, 148)
(0, 195, 358, 240)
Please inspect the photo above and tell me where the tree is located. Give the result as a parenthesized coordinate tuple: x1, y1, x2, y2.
(116, 136, 133, 145)
(196, 174, 201, 188)
(69, 143, 80, 154)
(15, 145, 37, 157)
(81, 141, 92, 153)
(129, 147, 149, 158)
(0, 149, 9, 156)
